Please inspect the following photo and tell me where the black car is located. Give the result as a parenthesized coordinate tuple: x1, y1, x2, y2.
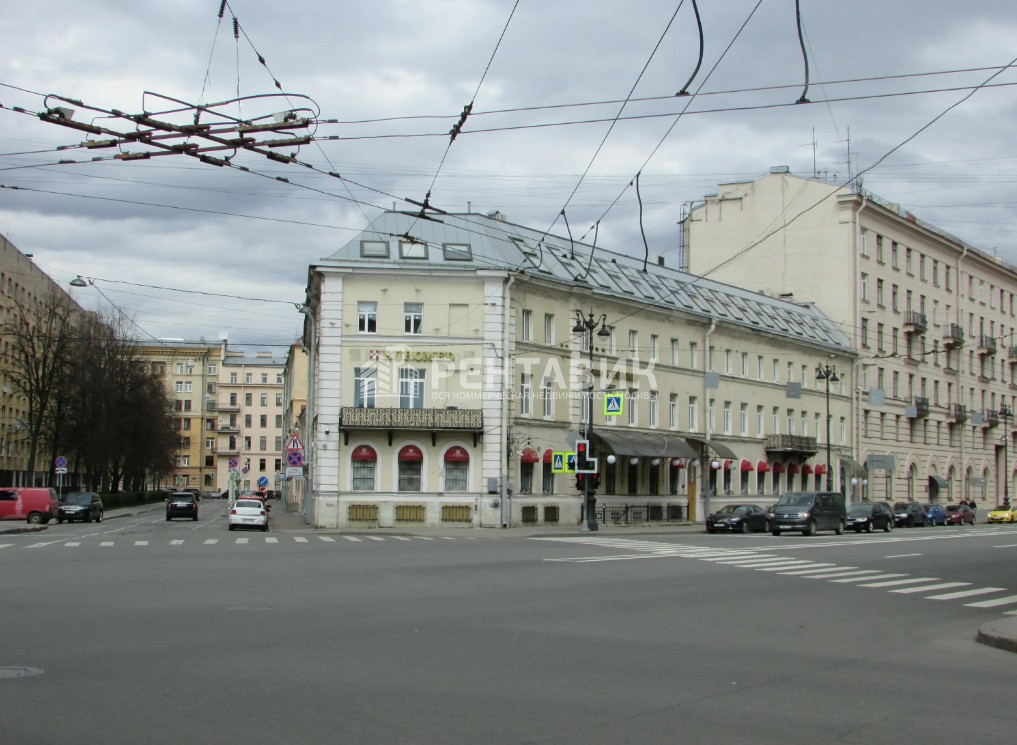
(57, 491, 104, 523)
(771, 492, 847, 536)
(846, 502, 894, 533)
(706, 504, 770, 533)
(893, 501, 926, 528)
(166, 492, 198, 521)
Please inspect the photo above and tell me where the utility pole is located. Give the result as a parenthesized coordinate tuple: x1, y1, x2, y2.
(816, 363, 840, 492)
(573, 310, 610, 532)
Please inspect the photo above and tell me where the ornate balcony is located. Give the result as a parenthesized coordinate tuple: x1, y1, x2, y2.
(950, 404, 968, 423)
(217, 425, 239, 433)
(903, 310, 928, 335)
(764, 434, 818, 457)
(217, 402, 241, 412)
(908, 397, 930, 419)
(340, 406, 484, 445)
(978, 335, 998, 356)
(984, 409, 1000, 427)
(943, 324, 964, 348)
(1008, 346, 1017, 360)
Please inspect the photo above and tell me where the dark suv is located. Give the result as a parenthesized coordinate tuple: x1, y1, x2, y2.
(166, 492, 198, 521)
(771, 492, 846, 536)
(57, 491, 104, 523)
(847, 502, 894, 532)
(893, 501, 926, 528)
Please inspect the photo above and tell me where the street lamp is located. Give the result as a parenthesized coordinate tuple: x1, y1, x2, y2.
(1000, 403, 1012, 506)
(298, 303, 316, 525)
(816, 363, 840, 492)
(573, 310, 610, 532)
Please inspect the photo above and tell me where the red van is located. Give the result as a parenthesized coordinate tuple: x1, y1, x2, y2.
(0, 487, 59, 524)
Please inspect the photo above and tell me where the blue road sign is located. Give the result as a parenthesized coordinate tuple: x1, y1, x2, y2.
(604, 391, 624, 416)
(566, 453, 577, 472)
(257, 475, 269, 487)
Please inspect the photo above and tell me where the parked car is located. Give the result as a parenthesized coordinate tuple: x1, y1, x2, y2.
(58, 491, 104, 523)
(166, 492, 198, 521)
(706, 504, 770, 533)
(0, 487, 59, 524)
(228, 498, 269, 532)
(925, 504, 948, 526)
(847, 502, 894, 533)
(945, 503, 976, 525)
(987, 504, 1017, 524)
(893, 502, 927, 528)
(770, 492, 846, 536)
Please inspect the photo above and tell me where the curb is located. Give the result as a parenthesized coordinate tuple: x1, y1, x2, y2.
(976, 617, 1017, 655)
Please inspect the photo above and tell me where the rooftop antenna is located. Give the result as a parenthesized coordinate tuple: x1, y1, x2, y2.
(799, 127, 817, 178)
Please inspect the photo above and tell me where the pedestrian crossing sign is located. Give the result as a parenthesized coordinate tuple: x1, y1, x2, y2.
(604, 391, 624, 416)
(552, 451, 575, 474)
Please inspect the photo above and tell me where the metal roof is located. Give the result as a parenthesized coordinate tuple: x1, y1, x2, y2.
(318, 211, 853, 353)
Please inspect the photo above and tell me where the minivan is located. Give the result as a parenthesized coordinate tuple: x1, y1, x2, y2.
(0, 487, 59, 524)
(771, 491, 846, 536)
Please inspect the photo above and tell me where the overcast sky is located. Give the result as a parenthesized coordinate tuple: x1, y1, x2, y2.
(2, 0, 1016, 349)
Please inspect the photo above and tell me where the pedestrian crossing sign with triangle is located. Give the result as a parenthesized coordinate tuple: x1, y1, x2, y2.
(285, 433, 304, 452)
(604, 391, 624, 416)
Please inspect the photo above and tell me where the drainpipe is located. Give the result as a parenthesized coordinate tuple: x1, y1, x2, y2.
(852, 194, 869, 503)
(703, 317, 717, 520)
(500, 275, 515, 528)
(958, 246, 968, 500)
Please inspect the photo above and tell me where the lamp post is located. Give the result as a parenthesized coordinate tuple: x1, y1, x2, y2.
(573, 310, 611, 532)
(298, 304, 316, 526)
(816, 363, 840, 492)
(1001, 403, 1012, 506)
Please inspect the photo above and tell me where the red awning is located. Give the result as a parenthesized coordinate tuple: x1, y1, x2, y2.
(740, 459, 754, 472)
(543, 449, 554, 464)
(520, 448, 539, 464)
(444, 447, 469, 463)
(801, 463, 813, 475)
(814, 464, 827, 476)
(772, 462, 786, 474)
(756, 461, 770, 473)
(670, 458, 686, 468)
(351, 445, 377, 462)
(787, 463, 800, 475)
(723, 459, 735, 471)
(398, 445, 423, 462)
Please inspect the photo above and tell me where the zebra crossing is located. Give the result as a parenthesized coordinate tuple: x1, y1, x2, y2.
(535, 536, 1017, 616)
(0, 533, 474, 551)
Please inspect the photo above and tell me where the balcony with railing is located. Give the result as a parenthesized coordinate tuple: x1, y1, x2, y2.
(943, 324, 964, 348)
(984, 409, 1000, 427)
(764, 434, 818, 457)
(1008, 346, 1017, 360)
(950, 403, 968, 423)
(216, 402, 241, 412)
(217, 425, 239, 434)
(903, 310, 928, 335)
(908, 397, 930, 418)
(978, 335, 998, 356)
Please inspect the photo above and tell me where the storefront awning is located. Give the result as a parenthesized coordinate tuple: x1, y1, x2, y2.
(801, 463, 813, 475)
(595, 430, 698, 458)
(929, 475, 949, 488)
(683, 436, 738, 460)
(740, 459, 754, 472)
(444, 446, 469, 463)
(840, 457, 867, 477)
(756, 460, 770, 473)
(520, 448, 539, 464)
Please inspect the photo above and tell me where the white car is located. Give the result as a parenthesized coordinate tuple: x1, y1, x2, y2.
(228, 498, 269, 532)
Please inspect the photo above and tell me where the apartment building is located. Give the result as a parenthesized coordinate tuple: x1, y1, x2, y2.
(215, 349, 286, 496)
(300, 210, 854, 528)
(686, 168, 1017, 505)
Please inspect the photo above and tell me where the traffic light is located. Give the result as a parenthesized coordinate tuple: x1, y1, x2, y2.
(575, 439, 597, 474)
(575, 474, 586, 492)
(591, 473, 601, 491)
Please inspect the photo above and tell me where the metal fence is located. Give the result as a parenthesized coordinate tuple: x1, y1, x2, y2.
(582, 503, 685, 525)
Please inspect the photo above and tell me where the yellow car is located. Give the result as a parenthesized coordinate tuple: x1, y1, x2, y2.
(987, 505, 1017, 523)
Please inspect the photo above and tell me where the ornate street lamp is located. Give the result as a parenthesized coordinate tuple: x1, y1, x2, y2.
(816, 363, 840, 492)
(1001, 403, 1012, 506)
(573, 310, 611, 532)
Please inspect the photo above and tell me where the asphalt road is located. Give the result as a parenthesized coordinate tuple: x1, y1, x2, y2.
(3, 512, 1017, 745)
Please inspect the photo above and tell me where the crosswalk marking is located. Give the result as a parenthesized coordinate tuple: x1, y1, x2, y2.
(858, 577, 939, 588)
(100, 541, 114, 547)
(134, 541, 147, 546)
(829, 573, 906, 584)
(204, 538, 218, 544)
(236, 538, 249, 544)
(293, 537, 307, 543)
(342, 536, 362, 542)
(392, 536, 411, 541)
(265, 537, 278, 544)
(0, 544, 12, 550)
(926, 587, 1005, 601)
(779, 565, 857, 576)
(65, 542, 80, 547)
(776, 563, 837, 574)
(170, 540, 184, 545)
(965, 594, 1017, 608)
(804, 569, 885, 580)
(319, 536, 335, 542)
(367, 536, 385, 542)
(890, 581, 970, 594)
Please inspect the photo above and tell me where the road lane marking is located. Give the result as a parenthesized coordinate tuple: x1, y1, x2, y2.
(235, 537, 249, 544)
(134, 541, 148, 546)
(100, 541, 114, 547)
(708, 556, 784, 565)
(0, 544, 12, 550)
(319, 536, 336, 542)
(204, 539, 218, 544)
(342, 536, 362, 542)
(926, 587, 1006, 601)
(65, 542, 80, 547)
(890, 581, 969, 594)
(413, 536, 435, 541)
(265, 537, 278, 544)
(858, 577, 940, 588)
(170, 540, 184, 545)
(804, 569, 885, 580)
(965, 594, 1017, 608)
(293, 537, 308, 543)
(367, 536, 385, 541)
(392, 536, 411, 541)
(777, 565, 854, 575)
(752, 561, 819, 571)
(884, 553, 923, 558)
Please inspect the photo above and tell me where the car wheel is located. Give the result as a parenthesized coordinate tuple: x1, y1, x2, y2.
(96, 511, 102, 523)
(166, 515, 172, 521)
(866, 522, 874, 533)
(804, 521, 817, 537)
(82, 513, 90, 523)
(740, 521, 749, 534)
(884, 520, 891, 532)
(706, 527, 715, 534)
(835, 520, 845, 536)
(771, 529, 781, 536)
(261, 525, 269, 532)
(193, 514, 198, 521)
(57, 518, 64, 524)
(228, 524, 235, 531)
(27, 512, 43, 525)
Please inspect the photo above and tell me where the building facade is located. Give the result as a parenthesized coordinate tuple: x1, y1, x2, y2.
(215, 349, 286, 496)
(281, 340, 308, 509)
(301, 210, 855, 529)
(687, 168, 1017, 506)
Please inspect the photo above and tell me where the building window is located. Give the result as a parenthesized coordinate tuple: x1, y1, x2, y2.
(628, 388, 638, 425)
(358, 301, 377, 333)
(443, 448, 469, 492)
(354, 368, 376, 408)
(757, 405, 765, 437)
(876, 279, 885, 306)
(671, 339, 680, 366)
(230, 372, 238, 384)
(351, 446, 377, 491)
(404, 303, 423, 335)
(397, 446, 423, 491)
(650, 334, 659, 362)
(689, 342, 698, 369)
(399, 368, 425, 409)
(442, 243, 471, 261)
(245, 373, 253, 384)
(649, 391, 658, 428)
(723, 401, 732, 435)
(628, 330, 639, 359)
(740, 403, 748, 436)
(542, 461, 554, 494)
(544, 314, 555, 345)
(519, 374, 532, 417)
(361, 240, 389, 258)
(669, 394, 678, 430)
(260, 393, 268, 406)
(399, 240, 428, 259)
(688, 396, 698, 431)
(860, 272, 868, 301)
(542, 379, 553, 418)
(521, 310, 532, 341)
(245, 393, 253, 406)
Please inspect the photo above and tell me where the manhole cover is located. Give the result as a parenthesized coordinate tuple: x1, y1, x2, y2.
(0, 666, 44, 679)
